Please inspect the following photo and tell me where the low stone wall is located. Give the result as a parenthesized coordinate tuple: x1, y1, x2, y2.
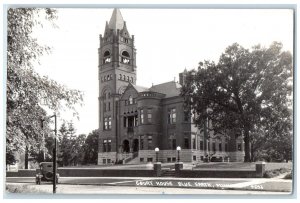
(58, 168, 155, 177)
(177, 169, 257, 178)
(6, 169, 36, 177)
(6, 168, 155, 177)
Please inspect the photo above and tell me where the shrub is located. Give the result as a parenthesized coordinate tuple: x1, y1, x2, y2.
(284, 172, 292, 179)
(263, 168, 290, 178)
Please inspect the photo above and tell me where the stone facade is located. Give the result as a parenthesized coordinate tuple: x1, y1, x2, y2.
(98, 9, 245, 165)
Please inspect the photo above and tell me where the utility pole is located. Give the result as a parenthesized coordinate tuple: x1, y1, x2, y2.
(41, 113, 57, 194)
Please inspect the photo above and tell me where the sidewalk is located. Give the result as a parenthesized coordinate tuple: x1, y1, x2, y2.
(5, 183, 291, 195)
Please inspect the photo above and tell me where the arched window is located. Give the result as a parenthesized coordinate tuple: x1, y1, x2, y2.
(122, 51, 130, 57)
(103, 51, 111, 64)
(121, 51, 130, 64)
(103, 90, 110, 100)
(129, 95, 133, 105)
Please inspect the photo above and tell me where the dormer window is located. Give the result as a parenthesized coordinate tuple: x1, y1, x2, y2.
(121, 51, 130, 64)
(129, 95, 133, 105)
(103, 51, 111, 64)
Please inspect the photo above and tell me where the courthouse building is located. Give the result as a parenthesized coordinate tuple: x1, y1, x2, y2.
(98, 9, 245, 165)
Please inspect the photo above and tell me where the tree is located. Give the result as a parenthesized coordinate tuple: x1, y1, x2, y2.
(82, 129, 99, 165)
(6, 8, 83, 165)
(57, 122, 86, 166)
(181, 42, 292, 162)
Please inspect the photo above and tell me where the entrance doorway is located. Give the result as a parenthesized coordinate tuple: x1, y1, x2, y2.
(132, 139, 139, 152)
(122, 140, 130, 153)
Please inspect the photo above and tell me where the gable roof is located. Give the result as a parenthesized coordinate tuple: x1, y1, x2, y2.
(149, 81, 182, 98)
(132, 84, 149, 93)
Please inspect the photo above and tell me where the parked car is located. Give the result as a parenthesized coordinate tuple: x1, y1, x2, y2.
(35, 162, 59, 185)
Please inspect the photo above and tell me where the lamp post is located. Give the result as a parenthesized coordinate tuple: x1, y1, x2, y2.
(176, 146, 181, 162)
(41, 113, 57, 194)
(155, 147, 159, 162)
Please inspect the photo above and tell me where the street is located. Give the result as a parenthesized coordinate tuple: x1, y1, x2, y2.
(6, 175, 292, 194)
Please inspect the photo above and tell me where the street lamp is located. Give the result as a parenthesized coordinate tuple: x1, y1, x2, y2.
(155, 147, 159, 162)
(176, 146, 181, 162)
(41, 113, 57, 194)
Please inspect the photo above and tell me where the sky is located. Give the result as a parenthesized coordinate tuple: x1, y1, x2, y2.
(30, 8, 294, 135)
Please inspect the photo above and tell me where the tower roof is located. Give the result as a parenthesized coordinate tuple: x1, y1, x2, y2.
(108, 8, 124, 30)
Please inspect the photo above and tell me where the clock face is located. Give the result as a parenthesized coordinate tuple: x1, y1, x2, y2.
(118, 86, 127, 95)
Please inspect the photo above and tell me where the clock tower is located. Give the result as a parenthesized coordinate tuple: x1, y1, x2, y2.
(98, 9, 137, 164)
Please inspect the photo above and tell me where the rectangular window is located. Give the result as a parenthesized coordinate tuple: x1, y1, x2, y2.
(200, 141, 204, 150)
(208, 141, 210, 151)
(103, 103, 106, 112)
(200, 156, 204, 161)
(140, 158, 144, 162)
(167, 158, 171, 162)
(135, 115, 138, 126)
(147, 135, 153, 150)
(108, 102, 111, 111)
(147, 157, 153, 162)
(213, 142, 216, 152)
(108, 117, 112, 129)
(168, 108, 176, 124)
(184, 138, 189, 149)
(104, 117, 108, 130)
(172, 157, 176, 162)
(123, 117, 127, 127)
(219, 143, 222, 152)
(140, 135, 144, 150)
(184, 111, 189, 122)
(103, 159, 106, 164)
(107, 159, 111, 164)
(192, 135, 196, 149)
(225, 143, 228, 152)
(140, 109, 144, 124)
(107, 140, 111, 152)
(147, 109, 152, 123)
(103, 139, 107, 152)
(193, 155, 197, 161)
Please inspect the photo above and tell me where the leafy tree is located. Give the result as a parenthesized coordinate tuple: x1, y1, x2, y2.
(181, 42, 292, 162)
(57, 122, 86, 166)
(70, 134, 86, 166)
(6, 8, 83, 165)
(82, 129, 99, 165)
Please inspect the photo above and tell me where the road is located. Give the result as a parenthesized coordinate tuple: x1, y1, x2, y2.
(6, 176, 292, 194)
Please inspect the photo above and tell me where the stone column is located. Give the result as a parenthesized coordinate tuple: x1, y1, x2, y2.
(175, 162, 183, 177)
(153, 162, 162, 177)
(256, 162, 266, 178)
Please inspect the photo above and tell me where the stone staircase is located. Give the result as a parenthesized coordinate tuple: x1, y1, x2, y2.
(124, 152, 139, 164)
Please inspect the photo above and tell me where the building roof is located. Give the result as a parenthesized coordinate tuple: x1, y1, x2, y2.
(108, 8, 124, 30)
(131, 84, 149, 93)
(149, 81, 182, 98)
